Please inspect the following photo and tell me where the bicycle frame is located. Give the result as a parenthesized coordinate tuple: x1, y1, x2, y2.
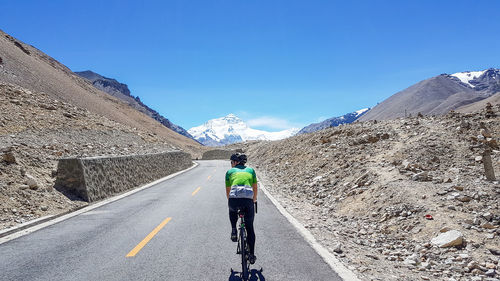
(236, 211, 249, 280)
(231, 202, 258, 280)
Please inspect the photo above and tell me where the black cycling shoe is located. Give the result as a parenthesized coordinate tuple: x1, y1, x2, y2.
(231, 228, 237, 242)
(248, 254, 256, 264)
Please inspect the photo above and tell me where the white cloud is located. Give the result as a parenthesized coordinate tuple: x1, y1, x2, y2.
(247, 116, 299, 130)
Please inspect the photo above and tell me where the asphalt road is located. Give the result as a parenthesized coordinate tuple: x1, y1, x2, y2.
(0, 160, 342, 281)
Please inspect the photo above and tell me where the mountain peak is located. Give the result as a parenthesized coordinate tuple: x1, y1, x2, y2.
(189, 114, 299, 146)
(221, 113, 243, 124)
(75, 70, 105, 82)
(297, 108, 369, 135)
(450, 70, 487, 88)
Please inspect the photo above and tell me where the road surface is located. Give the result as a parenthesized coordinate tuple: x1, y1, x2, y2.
(0, 160, 342, 280)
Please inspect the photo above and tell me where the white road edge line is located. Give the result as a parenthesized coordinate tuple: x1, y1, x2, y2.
(259, 181, 362, 281)
(0, 162, 199, 245)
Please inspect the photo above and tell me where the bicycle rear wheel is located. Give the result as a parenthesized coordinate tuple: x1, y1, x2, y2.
(240, 228, 248, 280)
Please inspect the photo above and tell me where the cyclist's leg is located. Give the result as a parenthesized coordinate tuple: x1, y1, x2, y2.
(228, 199, 238, 229)
(243, 199, 256, 255)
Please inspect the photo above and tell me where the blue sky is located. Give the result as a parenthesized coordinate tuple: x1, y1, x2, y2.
(1, 0, 499, 131)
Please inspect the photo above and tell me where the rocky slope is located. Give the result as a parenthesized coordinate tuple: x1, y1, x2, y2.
(360, 69, 500, 121)
(0, 29, 202, 156)
(233, 104, 500, 281)
(75, 70, 194, 139)
(0, 83, 207, 230)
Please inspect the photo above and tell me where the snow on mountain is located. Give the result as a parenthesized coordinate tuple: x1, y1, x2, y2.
(450, 70, 487, 88)
(355, 108, 370, 116)
(297, 108, 369, 135)
(188, 114, 299, 146)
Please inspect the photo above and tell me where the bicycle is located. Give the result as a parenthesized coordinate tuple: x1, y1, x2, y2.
(231, 202, 260, 281)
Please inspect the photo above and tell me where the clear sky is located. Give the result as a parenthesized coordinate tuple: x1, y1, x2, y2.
(1, 0, 499, 131)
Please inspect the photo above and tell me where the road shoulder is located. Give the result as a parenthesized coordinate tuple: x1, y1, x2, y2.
(258, 178, 361, 281)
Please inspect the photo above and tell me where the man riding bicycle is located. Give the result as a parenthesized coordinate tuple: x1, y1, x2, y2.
(226, 153, 257, 264)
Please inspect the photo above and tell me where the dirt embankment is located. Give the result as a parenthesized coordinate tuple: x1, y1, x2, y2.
(237, 106, 500, 281)
(0, 83, 202, 230)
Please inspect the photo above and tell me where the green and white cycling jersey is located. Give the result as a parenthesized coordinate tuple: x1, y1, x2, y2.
(225, 164, 257, 199)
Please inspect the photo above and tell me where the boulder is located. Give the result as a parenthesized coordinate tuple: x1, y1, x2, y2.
(412, 171, 432, 182)
(485, 269, 496, 277)
(431, 230, 464, 248)
(481, 128, 492, 138)
(488, 248, 500, 255)
(25, 174, 39, 190)
(456, 195, 472, 202)
(481, 223, 496, 229)
(333, 243, 343, 254)
(2, 151, 16, 164)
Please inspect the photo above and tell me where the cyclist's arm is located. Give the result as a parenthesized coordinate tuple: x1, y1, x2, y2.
(252, 183, 257, 202)
(225, 171, 231, 199)
(251, 169, 258, 202)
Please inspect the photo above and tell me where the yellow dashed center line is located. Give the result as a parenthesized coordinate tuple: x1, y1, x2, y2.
(126, 217, 172, 257)
(192, 186, 201, 196)
(207, 175, 212, 180)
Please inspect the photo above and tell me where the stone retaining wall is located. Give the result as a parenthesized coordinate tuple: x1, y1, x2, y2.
(202, 149, 241, 160)
(54, 151, 192, 202)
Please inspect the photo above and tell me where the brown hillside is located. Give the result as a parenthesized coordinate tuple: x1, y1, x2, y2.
(359, 75, 477, 121)
(457, 93, 500, 113)
(0, 29, 203, 157)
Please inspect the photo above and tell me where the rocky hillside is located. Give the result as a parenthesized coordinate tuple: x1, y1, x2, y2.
(0, 83, 204, 230)
(235, 104, 500, 281)
(75, 71, 194, 139)
(0, 29, 202, 156)
(360, 69, 500, 121)
(75, 70, 132, 97)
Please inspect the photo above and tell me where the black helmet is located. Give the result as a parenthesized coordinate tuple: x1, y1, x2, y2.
(230, 153, 247, 164)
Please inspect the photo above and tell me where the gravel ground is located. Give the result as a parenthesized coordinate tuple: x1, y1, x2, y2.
(230, 105, 500, 281)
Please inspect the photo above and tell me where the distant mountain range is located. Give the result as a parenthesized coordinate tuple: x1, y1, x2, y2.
(297, 108, 369, 135)
(75, 70, 194, 140)
(188, 114, 299, 146)
(359, 68, 500, 121)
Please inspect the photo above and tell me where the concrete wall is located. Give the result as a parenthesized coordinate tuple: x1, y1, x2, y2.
(202, 149, 242, 160)
(54, 151, 192, 202)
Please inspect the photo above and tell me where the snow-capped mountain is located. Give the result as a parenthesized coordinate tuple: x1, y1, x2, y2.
(450, 68, 500, 93)
(450, 70, 486, 88)
(188, 114, 299, 146)
(297, 108, 369, 135)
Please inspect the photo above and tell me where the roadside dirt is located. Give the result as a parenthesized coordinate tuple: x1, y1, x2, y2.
(231, 106, 500, 281)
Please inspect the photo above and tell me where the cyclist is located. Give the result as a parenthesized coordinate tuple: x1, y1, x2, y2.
(226, 153, 258, 264)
